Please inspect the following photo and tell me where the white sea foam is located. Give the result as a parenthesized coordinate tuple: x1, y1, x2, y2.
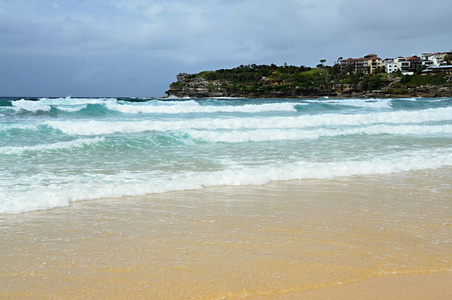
(0, 137, 104, 155)
(11, 97, 115, 112)
(43, 107, 452, 136)
(37, 97, 115, 107)
(186, 124, 452, 143)
(307, 98, 393, 109)
(106, 101, 299, 114)
(11, 97, 301, 114)
(1, 147, 451, 214)
(56, 104, 89, 112)
(12, 99, 52, 112)
(0, 123, 40, 132)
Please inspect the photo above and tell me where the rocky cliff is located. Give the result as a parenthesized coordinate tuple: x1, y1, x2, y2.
(165, 70, 452, 99)
(166, 73, 340, 98)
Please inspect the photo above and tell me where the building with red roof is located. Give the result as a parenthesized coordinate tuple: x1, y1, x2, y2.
(340, 54, 382, 74)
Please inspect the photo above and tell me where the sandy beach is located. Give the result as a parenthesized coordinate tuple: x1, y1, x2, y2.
(0, 168, 451, 299)
(250, 272, 452, 300)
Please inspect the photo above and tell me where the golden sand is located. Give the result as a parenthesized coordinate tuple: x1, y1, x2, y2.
(248, 272, 452, 300)
(0, 168, 450, 299)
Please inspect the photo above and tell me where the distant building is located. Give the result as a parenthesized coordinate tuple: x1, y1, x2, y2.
(422, 65, 452, 75)
(383, 58, 397, 73)
(430, 53, 443, 66)
(340, 57, 369, 73)
(423, 53, 447, 66)
(367, 55, 383, 73)
(340, 54, 381, 74)
(407, 56, 423, 72)
(339, 50, 451, 75)
(421, 51, 452, 66)
(382, 57, 411, 74)
(421, 53, 433, 61)
(422, 60, 434, 67)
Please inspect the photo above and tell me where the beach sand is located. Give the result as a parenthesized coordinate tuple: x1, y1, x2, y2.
(0, 168, 450, 299)
(249, 272, 452, 299)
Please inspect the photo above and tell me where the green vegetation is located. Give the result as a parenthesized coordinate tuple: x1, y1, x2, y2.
(361, 74, 384, 91)
(444, 54, 452, 65)
(399, 73, 448, 86)
(170, 63, 450, 96)
(173, 64, 332, 93)
(202, 64, 313, 85)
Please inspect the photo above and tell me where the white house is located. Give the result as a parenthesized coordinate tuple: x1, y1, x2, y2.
(422, 60, 434, 67)
(383, 57, 411, 73)
(425, 53, 444, 66)
(383, 58, 397, 73)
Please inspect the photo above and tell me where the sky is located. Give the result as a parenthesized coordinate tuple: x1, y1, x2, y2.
(0, 0, 451, 97)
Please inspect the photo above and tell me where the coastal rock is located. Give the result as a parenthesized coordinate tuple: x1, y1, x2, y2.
(166, 72, 452, 99)
(166, 73, 338, 98)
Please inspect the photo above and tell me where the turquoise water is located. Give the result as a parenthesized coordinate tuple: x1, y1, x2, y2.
(1, 96, 451, 214)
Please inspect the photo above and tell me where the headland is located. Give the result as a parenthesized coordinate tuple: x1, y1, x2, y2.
(166, 65, 452, 98)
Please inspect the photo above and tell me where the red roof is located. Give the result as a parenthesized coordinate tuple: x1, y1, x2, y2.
(341, 56, 381, 63)
(341, 57, 367, 62)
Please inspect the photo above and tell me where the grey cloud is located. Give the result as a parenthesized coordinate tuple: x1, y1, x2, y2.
(0, 0, 450, 96)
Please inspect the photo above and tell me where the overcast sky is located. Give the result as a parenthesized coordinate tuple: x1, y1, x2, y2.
(1, 0, 451, 97)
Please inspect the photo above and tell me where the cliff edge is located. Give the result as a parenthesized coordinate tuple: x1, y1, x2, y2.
(165, 64, 452, 98)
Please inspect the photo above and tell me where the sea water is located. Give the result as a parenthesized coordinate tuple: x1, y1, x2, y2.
(0, 96, 451, 214)
(1, 96, 451, 298)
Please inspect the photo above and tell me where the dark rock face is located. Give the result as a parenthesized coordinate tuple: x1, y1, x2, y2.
(165, 73, 452, 99)
(166, 73, 339, 98)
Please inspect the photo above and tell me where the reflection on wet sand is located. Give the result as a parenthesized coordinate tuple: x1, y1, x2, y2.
(0, 168, 450, 299)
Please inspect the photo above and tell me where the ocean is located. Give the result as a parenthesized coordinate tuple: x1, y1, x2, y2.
(0, 96, 451, 298)
(0, 96, 451, 214)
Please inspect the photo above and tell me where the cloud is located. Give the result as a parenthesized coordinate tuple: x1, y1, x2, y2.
(337, 0, 452, 41)
(0, 0, 451, 96)
(1, 0, 346, 62)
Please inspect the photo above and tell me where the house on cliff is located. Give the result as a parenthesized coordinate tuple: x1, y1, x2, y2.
(340, 54, 381, 74)
(383, 57, 411, 74)
(422, 65, 452, 75)
(341, 51, 449, 75)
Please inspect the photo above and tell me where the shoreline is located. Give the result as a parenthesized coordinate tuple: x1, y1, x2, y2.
(162, 92, 452, 99)
(1, 169, 450, 299)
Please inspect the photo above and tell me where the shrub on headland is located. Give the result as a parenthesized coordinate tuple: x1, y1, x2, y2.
(167, 63, 451, 97)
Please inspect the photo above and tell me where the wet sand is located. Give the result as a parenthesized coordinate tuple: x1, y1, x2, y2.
(0, 168, 451, 299)
(249, 272, 452, 299)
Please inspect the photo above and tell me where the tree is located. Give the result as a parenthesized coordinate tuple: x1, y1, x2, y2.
(340, 64, 353, 77)
(319, 59, 326, 66)
(330, 63, 341, 76)
(444, 54, 452, 65)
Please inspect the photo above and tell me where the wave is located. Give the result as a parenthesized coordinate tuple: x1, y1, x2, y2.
(0, 123, 41, 133)
(9, 97, 301, 115)
(0, 137, 105, 155)
(2, 123, 448, 154)
(8, 97, 451, 117)
(306, 98, 393, 109)
(42, 107, 452, 136)
(106, 100, 299, 114)
(185, 124, 452, 143)
(1, 147, 450, 214)
(11, 97, 115, 113)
